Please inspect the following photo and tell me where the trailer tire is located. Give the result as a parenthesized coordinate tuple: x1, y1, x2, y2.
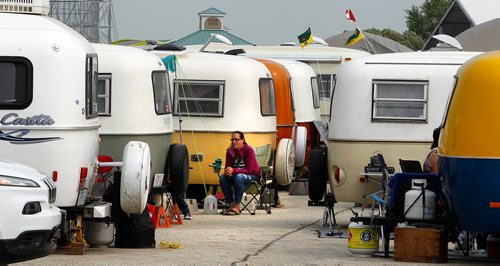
(120, 141, 151, 214)
(294, 126, 308, 167)
(308, 146, 327, 201)
(275, 138, 295, 186)
(165, 144, 189, 195)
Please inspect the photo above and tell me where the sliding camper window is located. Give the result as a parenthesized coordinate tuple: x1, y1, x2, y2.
(311, 77, 320, 109)
(317, 74, 336, 99)
(152, 71, 172, 115)
(85, 54, 98, 119)
(372, 80, 428, 122)
(259, 78, 276, 116)
(97, 73, 112, 116)
(0, 57, 33, 109)
(173, 80, 224, 117)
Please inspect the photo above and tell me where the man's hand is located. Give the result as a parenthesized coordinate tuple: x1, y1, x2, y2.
(224, 167, 233, 176)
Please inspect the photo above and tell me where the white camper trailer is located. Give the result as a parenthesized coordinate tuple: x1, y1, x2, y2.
(184, 44, 370, 125)
(328, 51, 481, 204)
(93, 43, 174, 191)
(0, 0, 151, 249)
(0, 2, 100, 208)
(151, 50, 279, 200)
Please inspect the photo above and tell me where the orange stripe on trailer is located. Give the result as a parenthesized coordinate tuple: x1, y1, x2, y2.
(490, 202, 500, 208)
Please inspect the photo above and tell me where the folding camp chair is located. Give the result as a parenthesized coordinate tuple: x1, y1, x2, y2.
(240, 144, 273, 215)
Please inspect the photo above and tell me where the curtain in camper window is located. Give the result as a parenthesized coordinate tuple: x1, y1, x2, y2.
(152, 71, 172, 115)
(372, 80, 428, 122)
(0, 57, 33, 109)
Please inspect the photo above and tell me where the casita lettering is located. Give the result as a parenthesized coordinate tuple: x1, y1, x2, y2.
(0, 113, 55, 126)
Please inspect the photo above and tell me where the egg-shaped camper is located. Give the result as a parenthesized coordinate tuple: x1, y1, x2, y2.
(439, 51, 500, 232)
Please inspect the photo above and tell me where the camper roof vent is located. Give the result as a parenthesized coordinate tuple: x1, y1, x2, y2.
(0, 0, 49, 16)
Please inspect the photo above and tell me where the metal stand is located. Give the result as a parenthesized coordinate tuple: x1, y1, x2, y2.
(310, 193, 345, 238)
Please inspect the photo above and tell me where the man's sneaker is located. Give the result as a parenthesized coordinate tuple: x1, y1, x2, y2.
(183, 214, 192, 220)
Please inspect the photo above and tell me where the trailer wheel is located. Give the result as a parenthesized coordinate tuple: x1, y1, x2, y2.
(275, 138, 296, 186)
(165, 144, 189, 195)
(308, 146, 327, 201)
(120, 141, 151, 214)
(294, 126, 307, 167)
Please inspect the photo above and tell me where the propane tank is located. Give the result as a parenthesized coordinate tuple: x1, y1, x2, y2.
(404, 179, 436, 220)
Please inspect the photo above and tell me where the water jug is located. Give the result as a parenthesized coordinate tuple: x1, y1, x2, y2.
(203, 194, 218, 215)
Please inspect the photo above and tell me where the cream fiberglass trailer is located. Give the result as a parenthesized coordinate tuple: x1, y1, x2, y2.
(93, 43, 174, 189)
(185, 44, 369, 125)
(152, 50, 277, 199)
(0, 1, 152, 248)
(328, 51, 481, 204)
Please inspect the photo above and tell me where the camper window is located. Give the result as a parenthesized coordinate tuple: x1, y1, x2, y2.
(0, 57, 33, 109)
(85, 54, 98, 119)
(173, 79, 224, 117)
(97, 73, 111, 116)
(317, 74, 335, 99)
(311, 77, 320, 109)
(259, 78, 276, 116)
(372, 80, 428, 122)
(152, 71, 172, 115)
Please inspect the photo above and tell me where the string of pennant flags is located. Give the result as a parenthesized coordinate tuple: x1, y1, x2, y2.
(297, 9, 376, 53)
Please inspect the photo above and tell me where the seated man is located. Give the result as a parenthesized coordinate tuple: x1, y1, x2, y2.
(219, 131, 260, 215)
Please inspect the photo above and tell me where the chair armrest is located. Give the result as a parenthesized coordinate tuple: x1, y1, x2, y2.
(260, 166, 273, 173)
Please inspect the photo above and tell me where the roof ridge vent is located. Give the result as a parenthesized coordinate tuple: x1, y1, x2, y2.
(0, 0, 49, 16)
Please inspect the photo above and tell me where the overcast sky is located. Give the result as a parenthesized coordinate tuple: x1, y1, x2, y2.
(113, 0, 425, 45)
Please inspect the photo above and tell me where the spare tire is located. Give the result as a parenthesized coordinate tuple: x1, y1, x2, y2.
(275, 138, 296, 186)
(308, 146, 327, 201)
(120, 141, 151, 214)
(165, 144, 189, 195)
(294, 126, 307, 167)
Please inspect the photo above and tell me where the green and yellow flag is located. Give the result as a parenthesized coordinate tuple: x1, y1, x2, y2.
(297, 27, 313, 48)
(345, 28, 364, 46)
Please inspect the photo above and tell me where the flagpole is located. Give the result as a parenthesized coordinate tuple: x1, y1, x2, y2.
(346, 9, 377, 54)
(354, 22, 377, 54)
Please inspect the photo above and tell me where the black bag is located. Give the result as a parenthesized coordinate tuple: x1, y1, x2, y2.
(114, 207, 156, 248)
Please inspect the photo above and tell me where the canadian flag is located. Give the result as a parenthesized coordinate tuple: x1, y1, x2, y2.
(345, 9, 356, 22)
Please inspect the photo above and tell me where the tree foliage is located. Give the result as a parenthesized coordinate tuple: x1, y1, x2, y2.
(363, 0, 452, 51)
(405, 0, 453, 41)
(365, 28, 423, 51)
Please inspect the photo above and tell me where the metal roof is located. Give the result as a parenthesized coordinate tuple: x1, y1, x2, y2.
(198, 7, 226, 16)
(174, 30, 254, 46)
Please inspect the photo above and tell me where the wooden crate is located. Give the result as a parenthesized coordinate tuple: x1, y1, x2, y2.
(394, 227, 447, 263)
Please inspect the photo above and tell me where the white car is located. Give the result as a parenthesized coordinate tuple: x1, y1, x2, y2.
(0, 159, 61, 264)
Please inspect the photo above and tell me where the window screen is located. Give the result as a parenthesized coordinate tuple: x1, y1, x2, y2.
(372, 80, 428, 122)
(173, 80, 224, 117)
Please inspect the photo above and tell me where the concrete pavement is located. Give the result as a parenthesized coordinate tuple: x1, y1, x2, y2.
(16, 192, 496, 265)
